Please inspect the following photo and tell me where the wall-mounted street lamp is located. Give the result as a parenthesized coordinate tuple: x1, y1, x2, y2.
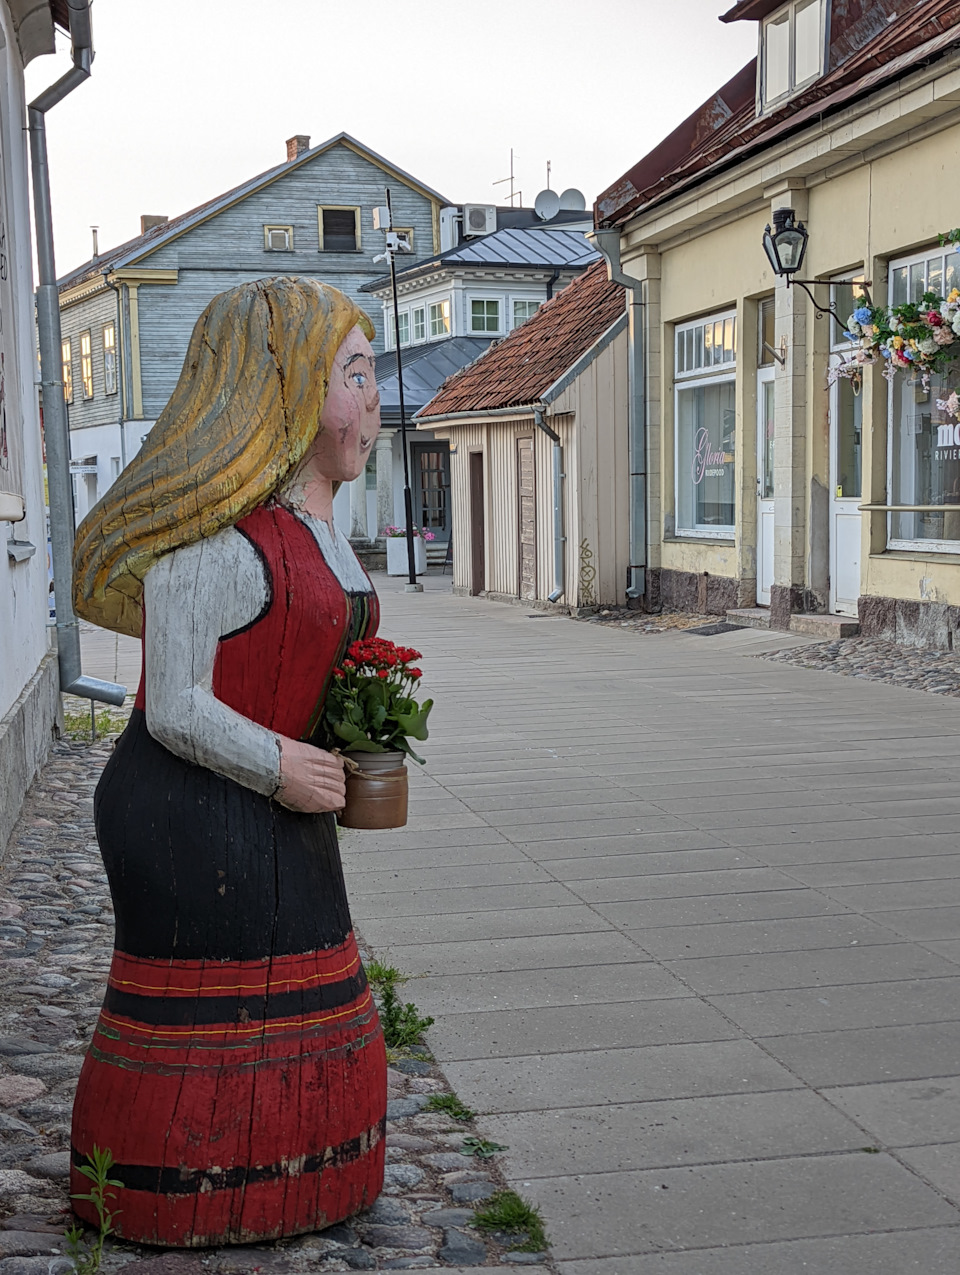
(762, 207, 869, 333)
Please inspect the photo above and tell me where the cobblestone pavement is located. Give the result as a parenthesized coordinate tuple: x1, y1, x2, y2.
(575, 607, 717, 635)
(0, 737, 553, 1274)
(761, 635, 960, 698)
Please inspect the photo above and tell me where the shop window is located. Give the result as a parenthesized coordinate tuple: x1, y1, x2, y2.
(887, 249, 960, 550)
(103, 323, 117, 395)
(675, 310, 737, 538)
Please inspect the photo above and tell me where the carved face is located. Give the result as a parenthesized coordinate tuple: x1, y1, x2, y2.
(309, 325, 381, 483)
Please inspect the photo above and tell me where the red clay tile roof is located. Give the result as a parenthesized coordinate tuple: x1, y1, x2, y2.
(418, 260, 625, 418)
(597, 0, 960, 228)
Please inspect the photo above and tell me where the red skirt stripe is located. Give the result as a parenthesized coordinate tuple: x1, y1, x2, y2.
(106, 939, 362, 997)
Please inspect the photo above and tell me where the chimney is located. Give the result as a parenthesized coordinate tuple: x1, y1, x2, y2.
(141, 215, 168, 234)
(286, 134, 311, 161)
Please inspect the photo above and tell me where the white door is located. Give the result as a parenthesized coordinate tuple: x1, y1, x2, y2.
(756, 368, 775, 606)
(829, 376, 862, 616)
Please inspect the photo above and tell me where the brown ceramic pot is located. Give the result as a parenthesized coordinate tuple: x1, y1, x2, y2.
(338, 750, 408, 830)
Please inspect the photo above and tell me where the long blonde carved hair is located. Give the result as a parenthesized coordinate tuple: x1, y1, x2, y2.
(73, 276, 374, 637)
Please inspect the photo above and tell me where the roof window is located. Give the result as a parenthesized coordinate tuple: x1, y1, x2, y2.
(760, 0, 824, 110)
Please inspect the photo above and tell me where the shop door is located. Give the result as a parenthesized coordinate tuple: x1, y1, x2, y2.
(829, 376, 862, 616)
(469, 451, 485, 596)
(517, 436, 536, 600)
(412, 443, 451, 541)
(756, 368, 775, 606)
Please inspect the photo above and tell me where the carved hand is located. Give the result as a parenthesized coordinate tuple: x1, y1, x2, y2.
(276, 739, 346, 813)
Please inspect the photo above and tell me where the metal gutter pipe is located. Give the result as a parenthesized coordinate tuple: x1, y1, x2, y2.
(534, 406, 565, 604)
(103, 272, 127, 468)
(30, 0, 125, 706)
(588, 227, 648, 602)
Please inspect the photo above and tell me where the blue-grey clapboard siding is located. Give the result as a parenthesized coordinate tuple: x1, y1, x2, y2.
(59, 287, 122, 432)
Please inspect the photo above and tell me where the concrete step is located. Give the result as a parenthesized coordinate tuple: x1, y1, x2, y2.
(726, 608, 771, 630)
(789, 613, 860, 638)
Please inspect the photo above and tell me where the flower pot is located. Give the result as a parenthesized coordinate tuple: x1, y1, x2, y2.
(338, 750, 408, 830)
(386, 537, 427, 576)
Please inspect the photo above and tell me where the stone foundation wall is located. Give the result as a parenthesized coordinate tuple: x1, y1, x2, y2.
(0, 651, 60, 857)
(654, 569, 741, 616)
(859, 595, 960, 650)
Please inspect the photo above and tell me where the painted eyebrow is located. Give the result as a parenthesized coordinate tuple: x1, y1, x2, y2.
(343, 353, 372, 369)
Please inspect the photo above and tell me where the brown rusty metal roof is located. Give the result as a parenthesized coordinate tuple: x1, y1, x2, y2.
(720, 0, 783, 20)
(50, 1, 70, 31)
(418, 261, 625, 417)
(597, 0, 960, 229)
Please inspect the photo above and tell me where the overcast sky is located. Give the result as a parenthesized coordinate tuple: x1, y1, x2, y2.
(24, 0, 757, 276)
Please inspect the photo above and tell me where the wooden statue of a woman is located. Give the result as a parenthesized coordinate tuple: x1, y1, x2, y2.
(71, 278, 386, 1247)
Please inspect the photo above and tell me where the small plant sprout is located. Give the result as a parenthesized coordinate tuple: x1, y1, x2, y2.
(425, 1092, 475, 1122)
(67, 1145, 122, 1275)
(460, 1135, 507, 1159)
(364, 960, 434, 1050)
(473, 1189, 548, 1254)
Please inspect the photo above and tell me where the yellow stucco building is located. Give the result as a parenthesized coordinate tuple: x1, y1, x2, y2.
(595, 0, 960, 647)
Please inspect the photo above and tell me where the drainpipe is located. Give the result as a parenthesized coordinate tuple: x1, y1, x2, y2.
(30, 0, 125, 706)
(545, 267, 561, 302)
(534, 406, 564, 603)
(589, 228, 647, 602)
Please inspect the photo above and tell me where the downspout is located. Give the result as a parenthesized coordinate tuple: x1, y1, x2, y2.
(533, 406, 564, 603)
(30, 0, 125, 705)
(589, 228, 648, 603)
(545, 268, 561, 302)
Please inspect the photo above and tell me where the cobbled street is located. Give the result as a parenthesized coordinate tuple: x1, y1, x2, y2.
(5, 578, 960, 1272)
(0, 735, 552, 1275)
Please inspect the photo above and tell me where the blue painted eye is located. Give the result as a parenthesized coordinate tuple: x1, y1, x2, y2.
(352, 372, 367, 387)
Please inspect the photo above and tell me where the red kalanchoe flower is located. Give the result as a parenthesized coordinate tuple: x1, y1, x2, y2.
(409, 668, 423, 679)
(332, 669, 344, 679)
(377, 669, 390, 679)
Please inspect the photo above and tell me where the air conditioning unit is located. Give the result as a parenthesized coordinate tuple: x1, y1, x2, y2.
(462, 204, 496, 237)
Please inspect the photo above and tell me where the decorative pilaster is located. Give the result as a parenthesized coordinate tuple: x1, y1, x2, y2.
(348, 474, 368, 541)
(771, 186, 809, 629)
(375, 431, 396, 535)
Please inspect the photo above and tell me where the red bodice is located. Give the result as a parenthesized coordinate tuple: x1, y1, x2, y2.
(135, 503, 379, 742)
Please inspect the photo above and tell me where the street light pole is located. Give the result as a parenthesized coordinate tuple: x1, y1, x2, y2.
(382, 188, 422, 593)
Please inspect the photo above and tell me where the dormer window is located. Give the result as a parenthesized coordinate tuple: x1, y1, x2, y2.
(761, 0, 823, 109)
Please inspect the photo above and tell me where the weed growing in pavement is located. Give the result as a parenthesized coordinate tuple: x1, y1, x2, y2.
(425, 1092, 475, 1122)
(460, 1135, 507, 1158)
(67, 1144, 122, 1275)
(364, 960, 434, 1050)
(61, 707, 128, 742)
(473, 1189, 548, 1253)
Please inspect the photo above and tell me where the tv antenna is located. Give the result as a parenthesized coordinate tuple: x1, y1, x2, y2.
(493, 148, 521, 207)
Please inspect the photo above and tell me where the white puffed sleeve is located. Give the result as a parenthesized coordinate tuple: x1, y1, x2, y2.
(143, 528, 283, 796)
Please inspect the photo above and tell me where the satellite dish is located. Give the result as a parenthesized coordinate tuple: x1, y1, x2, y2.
(534, 189, 560, 222)
(559, 188, 587, 212)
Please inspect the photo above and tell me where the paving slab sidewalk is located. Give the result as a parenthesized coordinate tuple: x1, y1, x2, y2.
(338, 576, 960, 1270)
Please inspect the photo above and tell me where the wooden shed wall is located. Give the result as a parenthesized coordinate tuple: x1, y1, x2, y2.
(551, 328, 630, 606)
(59, 288, 121, 431)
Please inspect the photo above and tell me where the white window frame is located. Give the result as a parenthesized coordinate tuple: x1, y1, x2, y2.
(80, 330, 94, 400)
(468, 295, 502, 335)
(675, 308, 737, 380)
(412, 305, 426, 343)
(886, 245, 960, 554)
(429, 299, 451, 339)
(759, 0, 825, 112)
(61, 337, 73, 405)
(264, 224, 294, 252)
(510, 297, 541, 330)
(102, 322, 117, 396)
(674, 371, 738, 540)
(397, 310, 410, 346)
(317, 205, 361, 252)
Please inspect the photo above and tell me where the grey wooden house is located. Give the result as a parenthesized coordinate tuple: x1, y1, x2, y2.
(56, 131, 452, 526)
